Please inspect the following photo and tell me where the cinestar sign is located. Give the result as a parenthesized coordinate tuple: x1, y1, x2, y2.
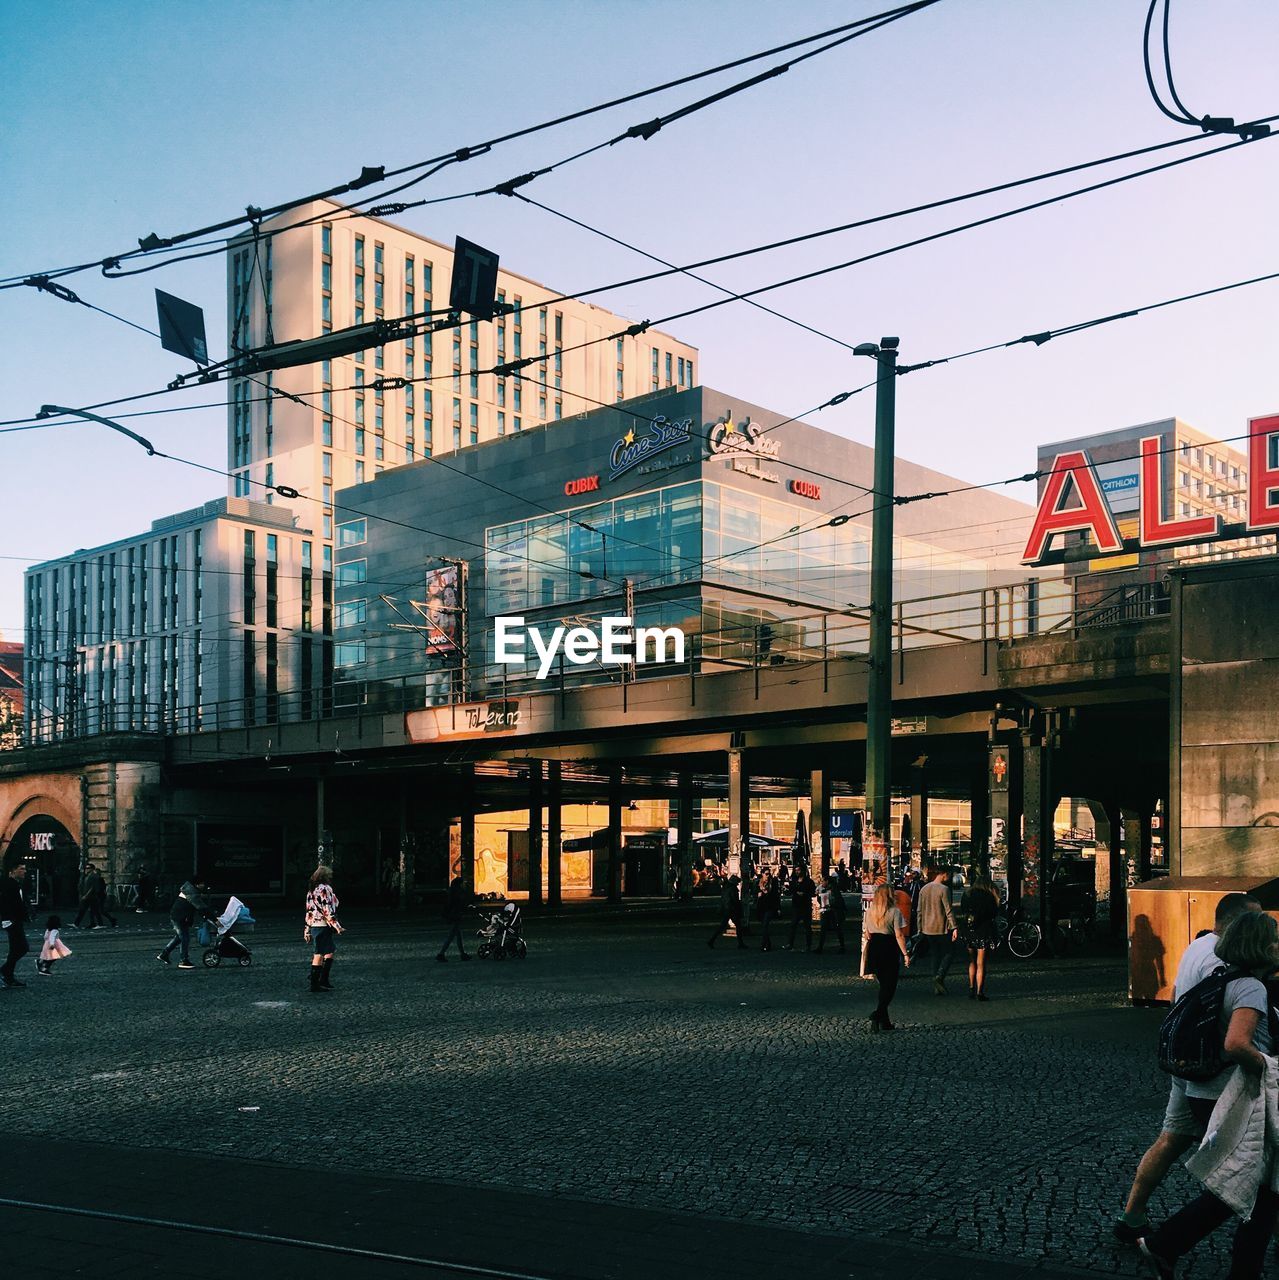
(495, 616, 687, 679)
(1022, 414, 1279, 565)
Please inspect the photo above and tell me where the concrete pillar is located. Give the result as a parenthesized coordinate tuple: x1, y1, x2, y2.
(607, 767, 622, 903)
(1105, 798, 1125, 941)
(459, 764, 476, 893)
(970, 762, 989, 878)
(909, 758, 929, 867)
(729, 748, 751, 921)
(677, 772, 694, 901)
(547, 761, 562, 908)
(810, 769, 828, 878)
(397, 782, 413, 910)
(1020, 722, 1053, 928)
(315, 776, 327, 866)
(528, 761, 543, 906)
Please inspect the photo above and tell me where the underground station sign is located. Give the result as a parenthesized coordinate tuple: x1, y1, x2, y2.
(1022, 414, 1279, 565)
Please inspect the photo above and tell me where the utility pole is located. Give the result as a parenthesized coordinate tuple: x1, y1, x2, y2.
(855, 337, 900, 880)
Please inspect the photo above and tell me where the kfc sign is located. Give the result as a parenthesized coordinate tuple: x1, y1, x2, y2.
(1022, 414, 1279, 565)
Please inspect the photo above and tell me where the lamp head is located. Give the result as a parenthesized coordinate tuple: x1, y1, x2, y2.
(853, 343, 879, 358)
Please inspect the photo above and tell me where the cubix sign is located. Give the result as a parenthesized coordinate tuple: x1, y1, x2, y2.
(1021, 414, 1279, 565)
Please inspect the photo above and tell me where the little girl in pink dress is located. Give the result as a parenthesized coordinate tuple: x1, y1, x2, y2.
(37, 915, 72, 975)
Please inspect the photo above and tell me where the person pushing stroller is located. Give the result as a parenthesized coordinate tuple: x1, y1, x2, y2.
(158, 884, 218, 970)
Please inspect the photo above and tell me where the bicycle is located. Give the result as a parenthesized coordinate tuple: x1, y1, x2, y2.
(1002, 906, 1043, 960)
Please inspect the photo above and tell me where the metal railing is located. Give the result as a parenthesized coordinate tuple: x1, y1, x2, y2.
(15, 572, 1168, 746)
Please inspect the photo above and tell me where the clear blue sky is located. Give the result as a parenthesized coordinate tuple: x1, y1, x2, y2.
(2, 0, 1276, 633)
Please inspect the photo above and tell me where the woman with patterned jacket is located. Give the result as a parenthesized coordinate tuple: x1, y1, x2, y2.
(304, 866, 343, 993)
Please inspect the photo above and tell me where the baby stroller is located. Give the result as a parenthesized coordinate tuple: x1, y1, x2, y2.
(200, 896, 255, 968)
(475, 901, 527, 960)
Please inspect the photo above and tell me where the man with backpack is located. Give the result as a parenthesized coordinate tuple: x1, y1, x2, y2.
(1114, 892, 1261, 1245)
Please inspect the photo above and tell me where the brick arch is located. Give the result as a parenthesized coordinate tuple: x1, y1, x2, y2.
(0, 776, 82, 856)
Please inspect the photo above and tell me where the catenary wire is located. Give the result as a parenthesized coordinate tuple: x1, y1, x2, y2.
(0, 2, 940, 289)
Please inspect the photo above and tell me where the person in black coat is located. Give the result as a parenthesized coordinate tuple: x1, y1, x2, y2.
(1, 863, 31, 988)
(157, 886, 214, 969)
(785, 867, 816, 951)
(708, 875, 747, 949)
(756, 870, 782, 952)
(436, 875, 472, 962)
(816, 871, 848, 954)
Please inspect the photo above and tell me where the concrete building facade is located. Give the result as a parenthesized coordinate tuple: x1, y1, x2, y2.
(225, 198, 699, 549)
(24, 498, 325, 744)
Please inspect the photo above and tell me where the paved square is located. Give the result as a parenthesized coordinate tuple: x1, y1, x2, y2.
(0, 907, 1239, 1276)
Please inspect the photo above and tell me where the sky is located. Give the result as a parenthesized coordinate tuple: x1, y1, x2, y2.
(1, 0, 1277, 634)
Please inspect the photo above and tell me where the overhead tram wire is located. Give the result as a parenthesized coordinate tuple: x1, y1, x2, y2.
(1142, 0, 1271, 139)
(12, 111, 1277, 435)
(0, 1, 941, 291)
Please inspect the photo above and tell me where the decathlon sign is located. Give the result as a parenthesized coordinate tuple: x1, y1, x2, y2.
(495, 616, 686, 679)
(1022, 414, 1279, 565)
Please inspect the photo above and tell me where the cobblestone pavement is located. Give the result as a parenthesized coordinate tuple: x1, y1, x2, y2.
(0, 907, 1238, 1277)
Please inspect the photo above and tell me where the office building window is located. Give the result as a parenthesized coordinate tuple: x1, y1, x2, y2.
(470, 403, 478, 445)
(355, 236, 364, 268)
(322, 452, 332, 479)
(665, 352, 673, 385)
(323, 513, 332, 539)
(355, 427, 365, 456)
(373, 242, 383, 275)
(336, 599, 366, 630)
(335, 640, 366, 668)
(405, 256, 414, 287)
(321, 224, 331, 256)
(539, 394, 547, 420)
(453, 425, 462, 449)
(497, 380, 506, 408)
(337, 518, 367, 547)
(266, 534, 278, 628)
(243, 531, 256, 624)
(514, 416, 522, 432)
(322, 418, 333, 447)
(497, 411, 506, 435)
(335, 559, 366, 587)
(354, 460, 365, 484)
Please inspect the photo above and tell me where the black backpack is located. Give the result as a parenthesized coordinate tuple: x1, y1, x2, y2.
(1158, 965, 1245, 1082)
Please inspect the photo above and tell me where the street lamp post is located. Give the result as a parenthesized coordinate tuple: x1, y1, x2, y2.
(854, 337, 899, 881)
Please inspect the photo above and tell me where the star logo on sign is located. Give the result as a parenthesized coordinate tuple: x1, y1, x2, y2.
(723, 414, 736, 433)
(623, 429, 635, 445)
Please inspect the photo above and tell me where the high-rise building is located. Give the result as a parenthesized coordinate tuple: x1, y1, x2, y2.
(24, 498, 323, 743)
(225, 199, 699, 548)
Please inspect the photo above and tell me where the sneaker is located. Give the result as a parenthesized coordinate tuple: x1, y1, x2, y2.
(177, 961, 195, 970)
(157, 953, 170, 965)
(36, 965, 52, 976)
(1114, 1217, 1150, 1246)
(1137, 1238, 1175, 1279)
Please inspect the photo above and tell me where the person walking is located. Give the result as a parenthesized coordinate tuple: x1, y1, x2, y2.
(756, 870, 781, 952)
(157, 885, 213, 970)
(72, 863, 101, 929)
(861, 883, 911, 1030)
(707, 874, 747, 949)
(135, 865, 155, 913)
(914, 866, 958, 993)
(785, 865, 815, 951)
(816, 871, 847, 954)
(0, 862, 31, 989)
(960, 876, 1000, 1001)
(436, 875, 472, 962)
(36, 914, 72, 976)
(1138, 909, 1279, 1280)
(1115, 892, 1262, 1244)
(304, 866, 343, 992)
(92, 865, 118, 929)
